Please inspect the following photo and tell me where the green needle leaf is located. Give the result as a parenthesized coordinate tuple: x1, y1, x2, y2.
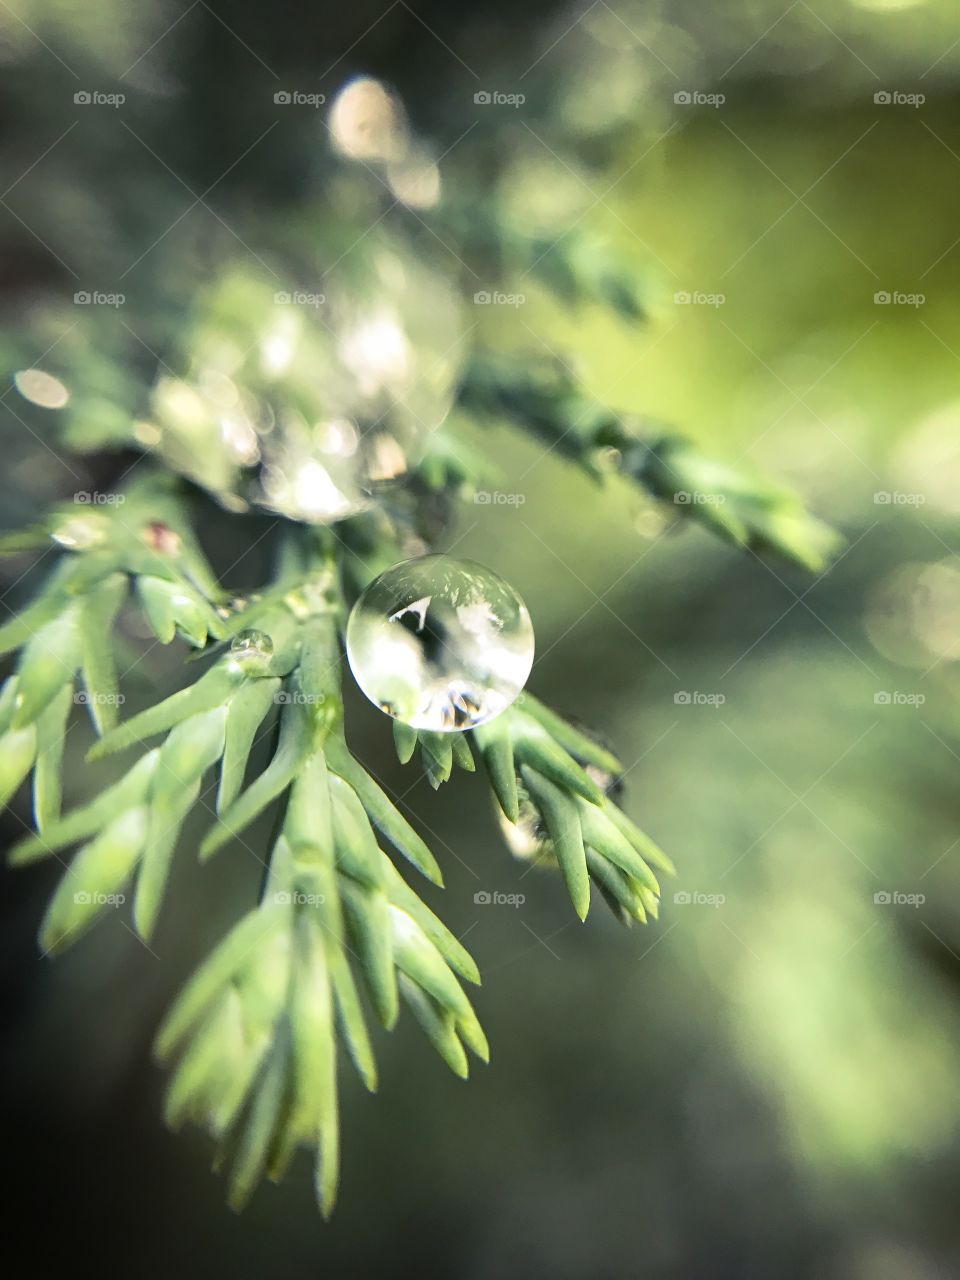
(77, 572, 126, 734)
(201, 699, 312, 860)
(9, 749, 160, 866)
(39, 805, 148, 954)
(0, 723, 37, 811)
(521, 765, 590, 920)
(392, 720, 418, 765)
(472, 717, 519, 822)
(32, 683, 72, 832)
(577, 800, 660, 894)
(398, 975, 469, 1079)
(217, 678, 280, 814)
(340, 879, 398, 1029)
(89, 664, 238, 760)
(12, 606, 80, 728)
(381, 858, 480, 985)
(519, 694, 622, 775)
(514, 720, 604, 805)
(419, 732, 453, 789)
(328, 946, 377, 1092)
(327, 742, 443, 886)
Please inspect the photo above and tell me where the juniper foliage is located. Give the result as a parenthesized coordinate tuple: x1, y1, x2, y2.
(0, 71, 837, 1213)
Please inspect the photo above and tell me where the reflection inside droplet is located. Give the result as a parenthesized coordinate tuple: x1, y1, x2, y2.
(338, 311, 411, 395)
(346, 555, 535, 731)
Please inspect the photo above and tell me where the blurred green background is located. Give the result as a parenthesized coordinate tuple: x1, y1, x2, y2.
(3, 0, 960, 1276)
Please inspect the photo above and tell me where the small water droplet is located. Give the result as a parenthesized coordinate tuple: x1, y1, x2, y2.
(230, 629, 274, 658)
(346, 555, 534, 731)
(498, 787, 548, 861)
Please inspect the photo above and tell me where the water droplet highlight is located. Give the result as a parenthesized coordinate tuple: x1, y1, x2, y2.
(346, 555, 535, 731)
(15, 368, 69, 409)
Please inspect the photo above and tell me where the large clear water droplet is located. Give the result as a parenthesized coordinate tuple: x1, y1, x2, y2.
(346, 555, 535, 731)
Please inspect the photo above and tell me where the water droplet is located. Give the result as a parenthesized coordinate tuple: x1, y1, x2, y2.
(149, 240, 463, 524)
(231, 629, 274, 657)
(498, 786, 547, 861)
(346, 555, 534, 731)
